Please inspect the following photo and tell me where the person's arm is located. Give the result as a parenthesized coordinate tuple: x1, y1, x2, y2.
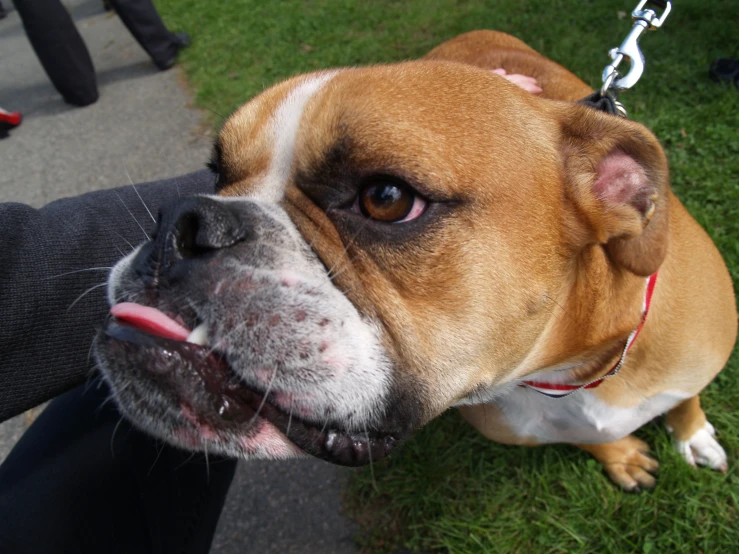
(0, 170, 214, 423)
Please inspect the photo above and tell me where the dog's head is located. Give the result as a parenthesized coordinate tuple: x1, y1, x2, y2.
(95, 61, 669, 465)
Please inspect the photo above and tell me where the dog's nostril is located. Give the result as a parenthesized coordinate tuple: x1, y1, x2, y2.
(175, 212, 204, 259)
(154, 197, 251, 266)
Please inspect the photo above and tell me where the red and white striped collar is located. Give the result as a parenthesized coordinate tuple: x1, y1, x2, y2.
(519, 272, 658, 399)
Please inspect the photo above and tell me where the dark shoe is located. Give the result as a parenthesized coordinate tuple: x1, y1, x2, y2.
(62, 89, 99, 107)
(0, 109, 22, 139)
(710, 58, 739, 88)
(173, 32, 191, 48)
(0, 4, 7, 20)
(155, 32, 191, 71)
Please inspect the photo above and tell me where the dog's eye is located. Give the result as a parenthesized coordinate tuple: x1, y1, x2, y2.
(354, 180, 426, 223)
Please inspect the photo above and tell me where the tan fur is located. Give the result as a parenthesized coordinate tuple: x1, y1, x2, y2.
(216, 30, 738, 486)
(424, 30, 592, 101)
(459, 403, 540, 447)
(666, 396, 707, 441)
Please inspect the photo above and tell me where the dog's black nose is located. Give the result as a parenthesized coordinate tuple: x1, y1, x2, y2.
(150, 196, 249, 269)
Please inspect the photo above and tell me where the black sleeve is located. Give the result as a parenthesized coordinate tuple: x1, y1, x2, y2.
(0, 170, 215, 423)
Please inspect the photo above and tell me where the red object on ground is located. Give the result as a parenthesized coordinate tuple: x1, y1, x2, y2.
(0, 108, 22, 126)
(0, 108, 22, 138)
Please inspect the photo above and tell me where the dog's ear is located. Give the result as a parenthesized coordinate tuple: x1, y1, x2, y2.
(555, 103, 670, 276)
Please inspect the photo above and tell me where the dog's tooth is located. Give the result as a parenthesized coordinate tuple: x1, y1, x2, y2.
(186, 323, 209, 346)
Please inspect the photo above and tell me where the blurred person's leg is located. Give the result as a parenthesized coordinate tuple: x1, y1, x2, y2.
(12, 0, 98, 106)
(0, 381, 237, 554)
(108, 0, 189, 70)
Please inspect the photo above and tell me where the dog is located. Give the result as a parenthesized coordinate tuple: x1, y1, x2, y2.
(95, 30, 737, 490)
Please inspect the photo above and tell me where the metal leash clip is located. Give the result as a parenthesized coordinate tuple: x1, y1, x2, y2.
(600, 0, 671, 116)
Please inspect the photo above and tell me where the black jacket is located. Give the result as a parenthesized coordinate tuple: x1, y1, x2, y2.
(0, 170, 213, 422)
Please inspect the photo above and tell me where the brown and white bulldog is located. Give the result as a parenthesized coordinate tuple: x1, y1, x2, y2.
(95, 30, 737, 490)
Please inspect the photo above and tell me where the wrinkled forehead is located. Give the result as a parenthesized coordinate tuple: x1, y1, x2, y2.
(216, 61, 541, 200)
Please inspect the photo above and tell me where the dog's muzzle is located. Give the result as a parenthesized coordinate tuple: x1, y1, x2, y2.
(94, 195, 417, 465)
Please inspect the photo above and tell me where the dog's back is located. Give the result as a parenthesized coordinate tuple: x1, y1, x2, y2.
(424, 30, 593, 101)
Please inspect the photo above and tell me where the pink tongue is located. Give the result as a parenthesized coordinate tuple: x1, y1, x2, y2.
(110, 302, 191, 341)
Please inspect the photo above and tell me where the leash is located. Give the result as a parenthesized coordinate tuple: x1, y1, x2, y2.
(521, 3, 670, 399)
(520, 273, 659, 398)
(579, 0, 672, 117)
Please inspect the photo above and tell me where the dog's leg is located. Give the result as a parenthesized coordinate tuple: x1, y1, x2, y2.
(575, 436, 659, 491)
(665, 395, 728, 473)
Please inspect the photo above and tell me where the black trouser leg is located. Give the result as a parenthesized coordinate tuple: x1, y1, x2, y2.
(12, 0, 99, 106)
(108, 0, 179, 67)
(0, 382, 237, 554)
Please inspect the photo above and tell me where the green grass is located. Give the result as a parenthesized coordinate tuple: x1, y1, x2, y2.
(157, 0, 739, 551)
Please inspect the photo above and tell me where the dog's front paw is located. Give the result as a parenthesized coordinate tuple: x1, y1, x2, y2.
(578, 435, 659, 492)
(671, 421, 728, 473)
(602, 436, 660, 492)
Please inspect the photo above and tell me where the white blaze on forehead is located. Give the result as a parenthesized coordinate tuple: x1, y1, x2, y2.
(254, 71, 340, 203)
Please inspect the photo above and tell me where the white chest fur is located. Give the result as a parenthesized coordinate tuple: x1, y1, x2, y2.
(492, 386, 690, 444)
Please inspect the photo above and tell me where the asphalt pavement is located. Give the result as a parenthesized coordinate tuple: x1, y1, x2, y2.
(0, 2, 359, 552)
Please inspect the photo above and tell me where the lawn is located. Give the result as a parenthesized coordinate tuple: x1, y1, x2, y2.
(157, 0, 739, 551)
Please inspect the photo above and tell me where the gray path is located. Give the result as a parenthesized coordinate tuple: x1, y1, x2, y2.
(0, 2, 359, 552)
